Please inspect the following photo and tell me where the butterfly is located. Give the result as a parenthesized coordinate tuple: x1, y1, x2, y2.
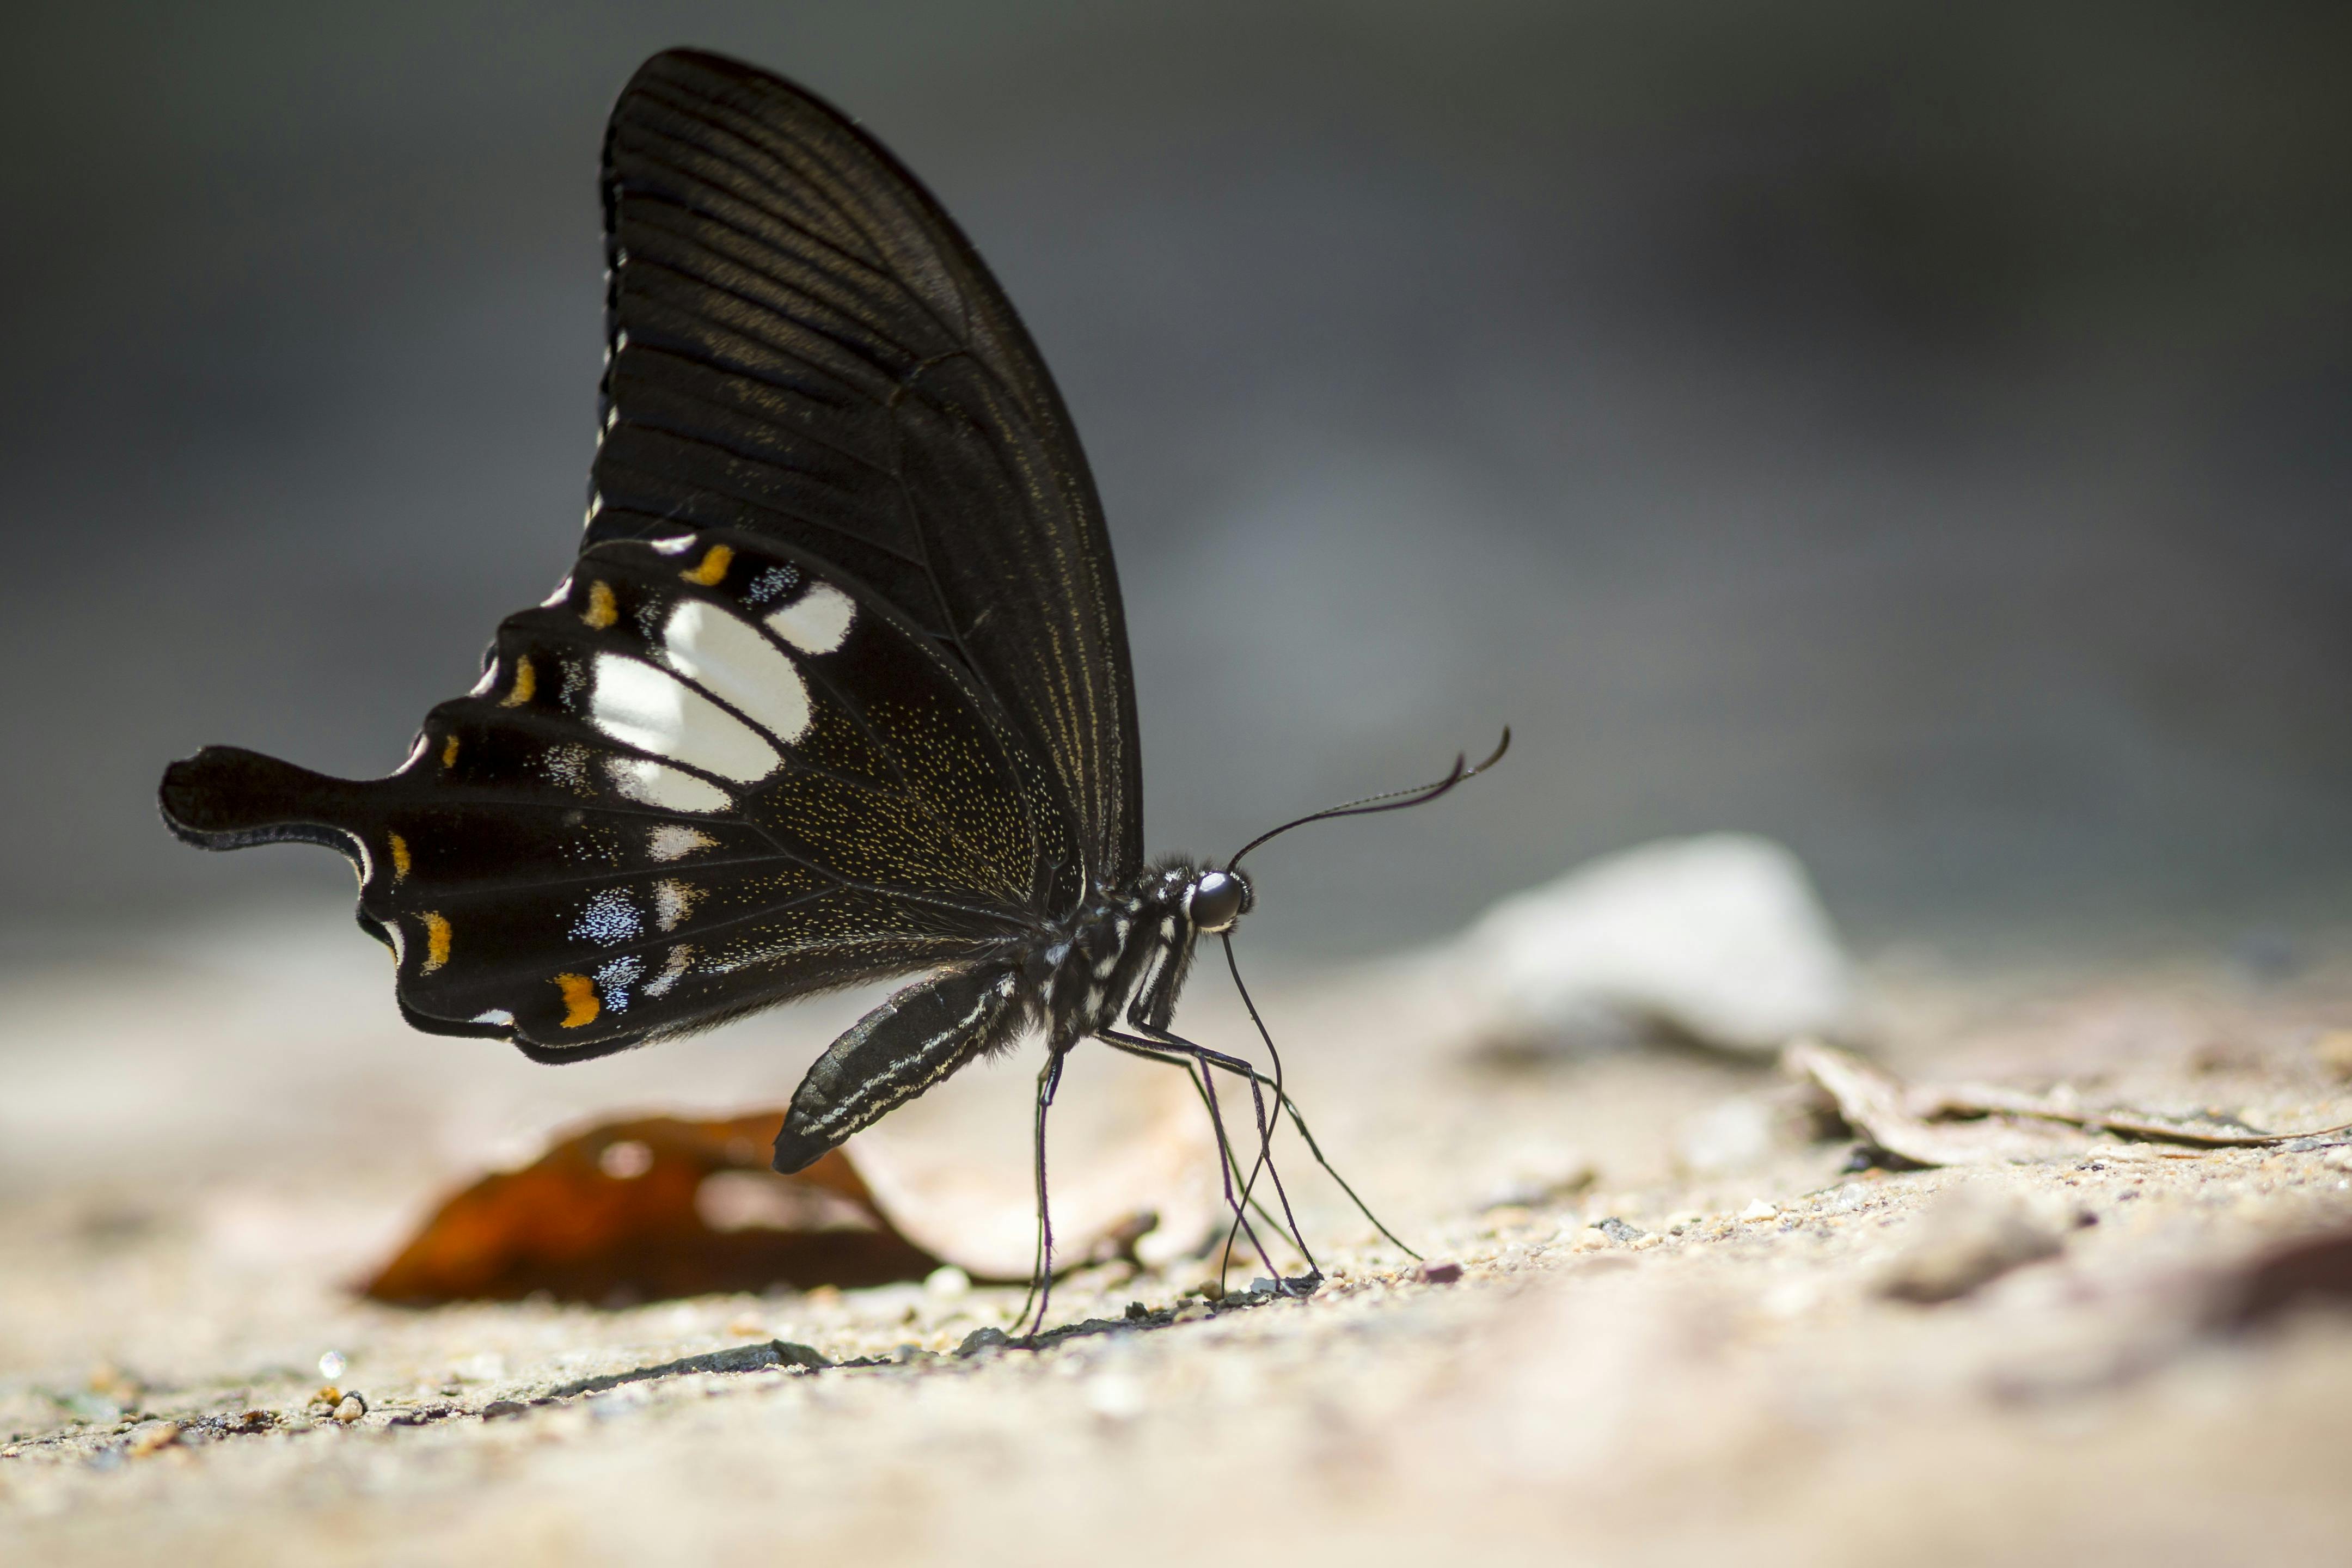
(160, 48, 1500, 1310)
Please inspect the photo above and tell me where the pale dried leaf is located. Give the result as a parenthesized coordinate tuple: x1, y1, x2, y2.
(1785, 1039, 2352, 1168)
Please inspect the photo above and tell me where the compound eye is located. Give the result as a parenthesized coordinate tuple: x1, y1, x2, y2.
(1188, 869, 1246, 933)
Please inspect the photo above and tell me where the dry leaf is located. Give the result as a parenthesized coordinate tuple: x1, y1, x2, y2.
(365, 1050, 1227, 1304)
(363, 1112, 936, 1305)
(1784, 1039, 2352, 1167)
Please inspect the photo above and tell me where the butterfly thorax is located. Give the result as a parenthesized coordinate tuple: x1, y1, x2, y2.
(1012, 860, 1251, 1050)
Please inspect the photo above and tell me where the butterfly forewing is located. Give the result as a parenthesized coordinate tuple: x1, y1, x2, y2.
(591, 51, 1142, 908)
(161, 50, 1147, 1089)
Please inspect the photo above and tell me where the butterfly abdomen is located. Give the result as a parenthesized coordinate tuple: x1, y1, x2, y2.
(159, 746, 371, 861)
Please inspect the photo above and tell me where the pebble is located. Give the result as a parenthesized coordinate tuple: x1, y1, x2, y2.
(958, 1326, 1012, 1357)
(1460, 832, 1852, 1054)
(124, 1421, 180, 1458)
(924, 1265, 972, 1300)
(1879, 1189, 2061, 1303)
(1418, 1260, 1465, 1284)
(480, 1400, 528, 1420)
(1740, 1200, 1780, 1222)
(332, 1395, 367, 1424)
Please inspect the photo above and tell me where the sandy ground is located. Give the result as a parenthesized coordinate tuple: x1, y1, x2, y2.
(5, 908, 2352, 1566)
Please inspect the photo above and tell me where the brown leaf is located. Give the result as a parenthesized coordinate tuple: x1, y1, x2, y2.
(362, 1112, 938, 1306)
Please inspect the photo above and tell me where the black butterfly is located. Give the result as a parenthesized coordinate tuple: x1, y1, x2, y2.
(160, 48, 1499, 1306)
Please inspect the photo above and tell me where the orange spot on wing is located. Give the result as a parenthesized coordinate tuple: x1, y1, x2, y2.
(554, 973, 601, 1028)
(583, 580, 618, 629)
(420, 912, 451, 974)
(440, 733, 461, 768)
(681, 544, 733, 586)
(500, 656, 537, 708)
(388, 832, 412, 882)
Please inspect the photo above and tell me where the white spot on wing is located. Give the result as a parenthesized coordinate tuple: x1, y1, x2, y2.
(647, 824, 717, 862)
(648, 535, 696, 555)
(540, 574, 573, 608)
(469, 659, 500, 697)
(590, 653, 779, 782)
(767, 583, 856, 654)
(606, 756, 731, 814)
(543, 744, 592, 791)
(596, 954, 644, 1013)
(659, 601, 812, 745)
(572, 889, 642, 946)
(473, 1008, 516, 1027)
(653, 879, 697, 932)
(646, 945, 693, 997)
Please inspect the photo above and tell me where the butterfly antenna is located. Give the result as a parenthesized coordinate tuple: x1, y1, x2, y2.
(1226, 728, 1510, 872)
(1223, 934, 1421, 1260)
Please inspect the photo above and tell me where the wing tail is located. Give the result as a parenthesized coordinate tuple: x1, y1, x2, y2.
(158, 745, 372, 861)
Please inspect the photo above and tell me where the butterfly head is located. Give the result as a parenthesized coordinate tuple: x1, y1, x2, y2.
(1185, 867, 1252, 934)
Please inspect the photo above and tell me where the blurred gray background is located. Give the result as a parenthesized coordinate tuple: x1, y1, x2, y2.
(5, 0, 2348, 963)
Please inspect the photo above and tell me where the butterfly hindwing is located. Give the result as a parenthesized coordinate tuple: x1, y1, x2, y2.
(166, 530, 1052, 1053)
(592, 50, 1143, 908)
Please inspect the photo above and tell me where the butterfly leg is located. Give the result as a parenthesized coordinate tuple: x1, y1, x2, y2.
(1139, 1025, 1313, 1285)
(1097, 1028, 1300, 1291)
(1118, 1023, 1315, 1285)
(1101, 1030, 1419, 1265)
(1095, 1032, 1299, 1266)
(1018, 1044, 1071, 1340)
